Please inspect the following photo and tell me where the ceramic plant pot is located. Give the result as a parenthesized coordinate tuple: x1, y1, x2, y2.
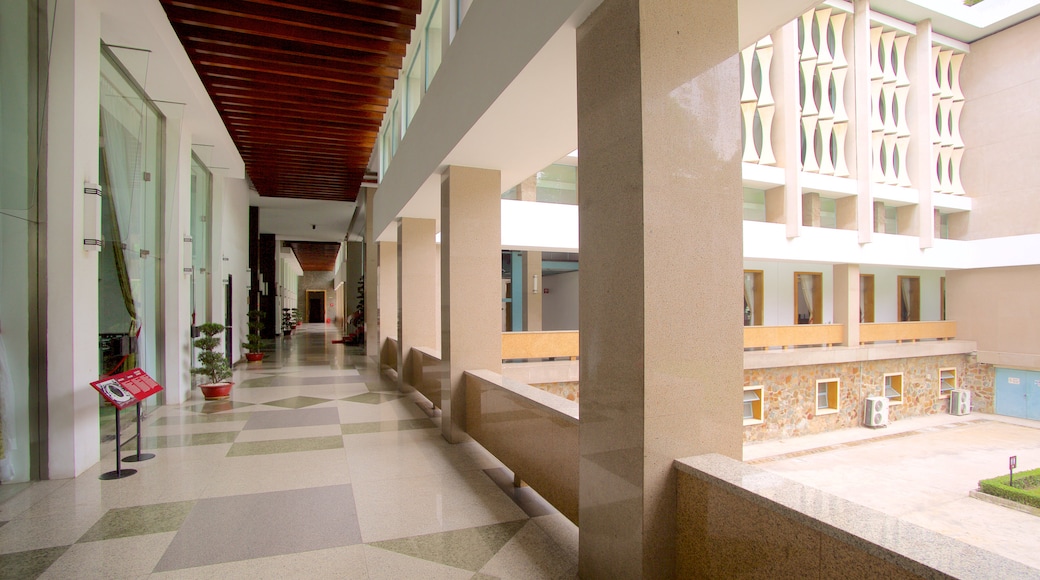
(199, 382, 233, 400)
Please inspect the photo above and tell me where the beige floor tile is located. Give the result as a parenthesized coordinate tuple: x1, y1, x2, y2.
(201, 448, 352, 498)
(0, 509, 104, 555)
(233, 424, 342, 443)
(362, 545, 473, 580)
(148, 544, 369, 579)
(479, 520, 578, 579)
(343, 430, 500, 483)
(38, 532, 176, 579)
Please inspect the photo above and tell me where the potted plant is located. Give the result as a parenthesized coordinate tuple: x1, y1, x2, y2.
(242, 309, 266, 362)
(191, 322, 233, 399)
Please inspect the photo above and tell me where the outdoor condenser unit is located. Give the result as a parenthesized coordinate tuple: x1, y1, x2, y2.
(864, 396, 889, 428)
(950, 389, 971, 416)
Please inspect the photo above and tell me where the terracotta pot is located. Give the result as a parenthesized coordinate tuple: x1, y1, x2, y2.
(199, 382, 233, 400)
(245, 352, 264, 362)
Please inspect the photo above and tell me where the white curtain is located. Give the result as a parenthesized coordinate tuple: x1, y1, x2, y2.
(900, 277, 912, 321)
(744, 272, 755, 325)
(860, 283, 866, 323)
(799, 274, 815, 324)
(0, 335, 15, 481)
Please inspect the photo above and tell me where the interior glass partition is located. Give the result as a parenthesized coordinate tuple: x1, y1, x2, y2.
(190, 153, 212, 327)
(0, 0, 44, 483)
(98, 47, 165, 422)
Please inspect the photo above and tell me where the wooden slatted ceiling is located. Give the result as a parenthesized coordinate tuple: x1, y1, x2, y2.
(160, 0, 420, 202)
(289, 241, 342, 272)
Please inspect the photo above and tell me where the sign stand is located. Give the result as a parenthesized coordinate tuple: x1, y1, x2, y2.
(99, 406, 137, 480)
(122, 403, 155, 463)
(91, 368, 164, 480)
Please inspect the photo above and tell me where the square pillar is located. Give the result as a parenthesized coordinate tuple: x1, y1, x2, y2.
(397, 218, 437, 387)
(772, 20, 802, 238)
(909, 20, 936, 249)
(873, 200, 887, 233)
(853, 0, 875, 244)
(364, 188, 379, 357)
(833, 264, 861, 346)
(523, 251, 542, 331)
(577, 1, 742, 577)
(440, 166, 502, 443)
(802, 191, 821, 227)
(378, 241, 398, 367)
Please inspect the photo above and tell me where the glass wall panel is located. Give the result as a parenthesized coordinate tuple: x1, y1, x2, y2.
(0, 0, 43, 483)
(98, 48, 165, 416)
(536, 164, 578, 205)
(425, 0, 444, 90)
(405, 46, 423, 127)
(190, 153, 212, 326)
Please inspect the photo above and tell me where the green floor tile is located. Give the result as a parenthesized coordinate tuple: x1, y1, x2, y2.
(237, 377, 276, 389)
(193, 401, 254, 414)
(341, 418, 436, 435)
(151, 412, 253, 426)
(77, 500, 196, 542)
(0, 545, 69, 580)
(263, 396, 332, 409)
(226, 435, 344, 457)
(342, 392, 401, 405)
(370, 520, 526, 572)
(121, 430, 239, 450)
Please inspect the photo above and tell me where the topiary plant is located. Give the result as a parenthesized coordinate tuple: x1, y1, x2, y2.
(191, 322, 232, 385)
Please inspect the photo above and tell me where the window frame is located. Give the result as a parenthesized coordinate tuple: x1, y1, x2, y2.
(897, 275, 921, 322)
(815, 378, 840, 415)
(743, 386, 764, 426)
(884, 372, 904, 405)
(743, 270, 764, 326)
(939, 367, 956, 397)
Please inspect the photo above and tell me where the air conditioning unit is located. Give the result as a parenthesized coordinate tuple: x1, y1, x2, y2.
(950, 389, 971, 416)
(864, 396, 889, 428)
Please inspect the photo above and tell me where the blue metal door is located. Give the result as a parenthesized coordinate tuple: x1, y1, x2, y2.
(995, 368, 1040, 420)
(1028, 373, 1040, 420)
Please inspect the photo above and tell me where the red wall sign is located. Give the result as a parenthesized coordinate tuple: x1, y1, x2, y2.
(91, 368, 164, 410)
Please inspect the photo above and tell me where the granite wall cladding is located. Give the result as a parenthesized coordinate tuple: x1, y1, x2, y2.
(743, 353, 995, 442)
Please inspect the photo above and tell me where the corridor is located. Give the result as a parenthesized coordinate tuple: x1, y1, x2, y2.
(0, 325, 578, 578)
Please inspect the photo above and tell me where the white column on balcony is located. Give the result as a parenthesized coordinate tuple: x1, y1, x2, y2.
(908, 20, 936, 248)
(833, 264, 861, 346)
(576, 0, 743, 577)
(766, 20, 802, 236)
(397, 218, 437, 388)
(853, 0, 875, 244)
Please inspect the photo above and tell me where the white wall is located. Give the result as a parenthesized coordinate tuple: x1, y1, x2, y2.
(541, 271, 579, 330)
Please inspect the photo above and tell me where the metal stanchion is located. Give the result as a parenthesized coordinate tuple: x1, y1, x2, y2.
(122, 403, 155, 463)
(99, 406, 137, 480)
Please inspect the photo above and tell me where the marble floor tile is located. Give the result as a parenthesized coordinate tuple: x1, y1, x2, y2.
(40, 532, 176, 580)
(143, 421, 246, 437)
(120, 431, 240, 450)
(150, 544, 369, 579)
(241, 408, 340, 431)
(0, 510, 103, 554)
(479, 519, 578, 579)
(341, 418, 436, 435)
(201, 448, 351, 498)
(0, 481, 69, 521)
(369, 520, 526, 572)
(352, 469, 528, 543)
(241, 375, 368, 388)
(343, 430, 500, 483)
(149, 412, 253, 427)
(186, 401, 254, 414)
(0, 545, 69, 580)
(154, 485, 362, 572)
(336, 399, 429, 424)
(342, 393, 402, 405)
(261, 396, 336, 409)
(225, 435, 344, 458)
(233, 424, 342, 443)
(77, 501, 195, 542)
(362, 545, 472, 580)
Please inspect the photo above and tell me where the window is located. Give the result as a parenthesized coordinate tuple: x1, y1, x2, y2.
(820, 197, 837, 229)
(743, 188, 766, 222)
(884, 373, 903, 405)
(860, 274, 875, 323)
(424, 0, 444, 90)
(795, 272, 823, 325)
(743, 386, 764, 425)
(897, 276, 920, 322)
(404, 46, 423, 128)
(816, 379, 839, 415)
(743, 270, 763, 326)
(940, 368, 956, 396)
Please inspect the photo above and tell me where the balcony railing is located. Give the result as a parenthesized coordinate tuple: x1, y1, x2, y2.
(859, 321, 956, 343)
(502, 331, 579, 360)
(743, 324, 844, 349)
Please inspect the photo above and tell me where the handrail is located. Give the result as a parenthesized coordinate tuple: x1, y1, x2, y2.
(743, 324, 844, 349)
(860, 321, 956, 343)
(502, 331, 579, 360)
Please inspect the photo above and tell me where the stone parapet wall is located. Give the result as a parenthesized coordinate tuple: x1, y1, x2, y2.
(743, 353, 993, 442)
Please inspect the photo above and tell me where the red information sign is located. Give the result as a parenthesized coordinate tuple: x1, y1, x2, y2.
(91, 368, 164, 410)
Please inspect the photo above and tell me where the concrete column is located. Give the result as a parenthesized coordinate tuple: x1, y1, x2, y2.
(802, 191, 821, 227)
(773, 20, 802, 237)
(909, 20, 935, 248)
(516, 175, 538, 201)
(833, 264, 861, 346)
(523, 251, 542, 331)
(873, 200, 887, 233)
(364, 188, 379, 357)
(853, 0, 875, 244)
(577, 1, 742, 578)
(440, 166, 501, 443)
(377, 241, 398, 365)
(46, 0, 102, 478)
(397, 219, 437, 386)
(836, 196, 858, 230)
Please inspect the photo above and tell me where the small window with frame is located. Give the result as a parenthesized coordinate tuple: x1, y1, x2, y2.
(939, 368, 956, 397)
(884, 373, 903, 405)
(816, 379, 839, 415)
(744, 386, 764, 425)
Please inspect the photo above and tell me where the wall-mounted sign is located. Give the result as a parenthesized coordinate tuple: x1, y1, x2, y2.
(1008, 377, 1021, 385)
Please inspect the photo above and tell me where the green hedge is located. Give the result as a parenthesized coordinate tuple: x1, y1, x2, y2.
(979, 468, 1040, 510)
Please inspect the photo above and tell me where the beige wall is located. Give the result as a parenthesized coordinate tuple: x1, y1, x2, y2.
(955, 15, 1040, 240)
(948, 265, 1040, 368)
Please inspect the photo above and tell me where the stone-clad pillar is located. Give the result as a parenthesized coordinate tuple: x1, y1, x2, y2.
(378, 241, 398, 367)
(440, 166, 502, 443)
(522, 251, 542, 331)
(576, 1, 743, 577)
(833, 264, 861, 346)
(364, 188, 379, 357)
(397, 218, 437, 388)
